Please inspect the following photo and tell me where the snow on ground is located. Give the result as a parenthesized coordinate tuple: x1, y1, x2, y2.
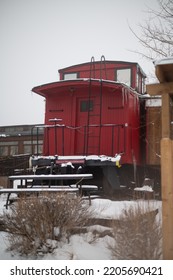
(0, 192, 162, 260)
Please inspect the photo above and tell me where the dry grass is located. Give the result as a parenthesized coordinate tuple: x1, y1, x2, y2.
(3, 192, 92, 255)
(109, 202, 162, 260)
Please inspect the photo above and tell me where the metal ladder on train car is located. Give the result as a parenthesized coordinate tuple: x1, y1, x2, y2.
(85, 56, 107, 155)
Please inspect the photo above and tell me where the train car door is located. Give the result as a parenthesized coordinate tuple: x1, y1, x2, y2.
(75, 97, 100, 155)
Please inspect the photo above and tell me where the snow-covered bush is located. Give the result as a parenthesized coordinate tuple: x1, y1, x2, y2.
(109, 202, 162, 259)
(3, 193, 91, 255)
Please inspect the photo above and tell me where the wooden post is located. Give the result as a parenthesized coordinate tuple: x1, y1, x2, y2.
(161, 138, 173, 259)
(160, 93, 173, 259)
(146, 62, 173, 259)
(161, 94, 171, 138)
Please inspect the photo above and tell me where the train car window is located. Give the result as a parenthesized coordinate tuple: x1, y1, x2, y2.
(142, 77, 146, 94)
(80, 100, 93, 112)
(136, 71, 146, 94)
(115, 68, 131, 87)
(63, 72, 78, 80)
(136, 72, 141, 93)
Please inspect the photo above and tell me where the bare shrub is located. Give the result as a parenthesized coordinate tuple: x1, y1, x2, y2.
(3, 193, 91, 255)
(109, 203, 162, 259)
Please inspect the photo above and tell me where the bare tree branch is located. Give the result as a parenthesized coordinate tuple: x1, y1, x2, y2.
(130, 0, 173, 61)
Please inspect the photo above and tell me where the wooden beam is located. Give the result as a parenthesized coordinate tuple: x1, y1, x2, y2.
(155, 65, 166, 83)
(156, 64, 173, 83)
(146, 81, 173, 96)
(161, 138, 173, 259)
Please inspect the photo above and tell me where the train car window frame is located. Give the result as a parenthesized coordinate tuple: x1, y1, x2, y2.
(63, 72, 79, 80)
(115, 68, 132, 87)
(136, 71, 144, 94)
(80, 100, 93, 112)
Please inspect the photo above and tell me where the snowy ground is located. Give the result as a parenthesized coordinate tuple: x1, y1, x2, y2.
(0, 192, 162, 260)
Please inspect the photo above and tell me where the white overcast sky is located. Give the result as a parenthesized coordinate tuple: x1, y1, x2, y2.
(0, 0, 159, 126)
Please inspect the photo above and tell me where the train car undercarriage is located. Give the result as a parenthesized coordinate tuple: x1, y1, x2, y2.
(30, 155, 161, 197)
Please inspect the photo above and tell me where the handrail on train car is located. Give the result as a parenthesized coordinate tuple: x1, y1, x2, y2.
(43, 123, 127, 156)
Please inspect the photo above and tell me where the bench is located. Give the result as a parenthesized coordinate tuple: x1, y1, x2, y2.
(0, 184, 98, 208)
(0, 187, 79, 209)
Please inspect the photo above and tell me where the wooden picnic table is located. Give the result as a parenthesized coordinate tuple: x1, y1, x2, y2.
(0, 173, 97, 208)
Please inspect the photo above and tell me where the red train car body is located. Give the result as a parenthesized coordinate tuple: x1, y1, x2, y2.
(32, 58, 148, 191)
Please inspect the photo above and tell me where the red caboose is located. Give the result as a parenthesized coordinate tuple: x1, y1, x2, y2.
(32, 57, 146, 191)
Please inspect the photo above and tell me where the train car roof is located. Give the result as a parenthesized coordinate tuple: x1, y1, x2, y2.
(32, 78, 137, 98)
